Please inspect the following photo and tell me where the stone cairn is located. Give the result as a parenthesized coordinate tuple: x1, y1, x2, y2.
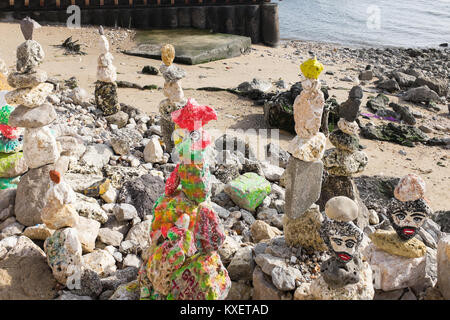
(95, 26, 120, 116)
(6, 18, 61, 227)
(283, 57, 328, 252)
(42, 170, 83, 286)
(296, 196, 374, 299)
(364, 174, 434, 292)
(0, 56, 27, 191)
(319, 84, 369, 229)
(138, 98, 231, 300)
(158, 44, 187, 154)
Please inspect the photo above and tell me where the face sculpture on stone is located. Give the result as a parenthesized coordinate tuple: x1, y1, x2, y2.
(388, 198, 431, 240)
(321, 218, 363, 264)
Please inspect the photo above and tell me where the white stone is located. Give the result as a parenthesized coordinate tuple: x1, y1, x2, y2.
(97, 65, 117, 83)
(143, 137, 164, 164)
(99, 35, 110, 54)
(97, 52, 114, 67)
(364, 242, 426, 291)
(23, 126, 59, 169)
(83, 249, 116, 277)
(5, 82, 53, 108)
(73, 216, 100, 253)
(101, 186, 117, 203)
(123, 254, 141, 269)
(287, 132, 326, 161)
(338, 118, 360, 136)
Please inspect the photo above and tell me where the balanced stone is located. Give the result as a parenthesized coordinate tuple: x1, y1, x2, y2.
(369, 229, 427, 258)
(284, 158, 323, 219)
(7, 70, 47, 89)
(323, 148, 368, 176)
(329, 129, 359, 152)
(23, 126, 59, 169)
(5, 82, 53, 107)
(224, 172, 271, 212)
(349, 85, 363, 99)
(8, 103, 56, 128)
(160, 64, 186, 83)
(16, 40, 44, 73)
(394, 173, 426, 202)
(325, 196, 359, 222)
(287, 132, 326, 161)
(337, 118, 359, 136)
(95, 81, 120, 116)
(283, 204, 327, 251)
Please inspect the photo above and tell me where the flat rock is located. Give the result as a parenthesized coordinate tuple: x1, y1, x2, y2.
(5, 82, 53, 107)
(7, 70, 47, 88)
(80, 144, 113, 168)
(124, 29, 251, 65)
(8, 103, 56, 128)
(284, 158, 323, 218)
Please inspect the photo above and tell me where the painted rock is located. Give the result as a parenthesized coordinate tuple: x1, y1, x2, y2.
(194, 203, 225, 253)
(178, 163, 211, 204)
(169, 251, 231, 300)
(394, 173, 426, 202)
(8, 103, 57, 128)
(0, 105, 14, 125)
(0, 124, 21, 140)
(95, 81, 120, 116)
(5, 82, 53, 107)
(0, 152, 28, 178)
(44, 227, 83, 285)
(0, 177, 19, 189)
(224, 172, 271, 212)
(300, 57, 324, 80)
(146, 227, 197, 296)
(292, 79, 325, 139)
(0, 135, 23, 154)
(368, 229, 426, 258)
(23, 126, 59, 169)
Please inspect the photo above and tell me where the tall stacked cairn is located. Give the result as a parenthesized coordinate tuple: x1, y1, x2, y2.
(364, 174, 434, 292)
(158, 44, 187, 154)
(6, 18, 60, 226)
(42, 170, 83, 287)
(138, 98, 231, 300)
(296, 196, 374, 299)
(95, 26, 120, 116)
(0, 57, 27, 190)
(319, 84, 369, 229)
(283, 57, 328, 252)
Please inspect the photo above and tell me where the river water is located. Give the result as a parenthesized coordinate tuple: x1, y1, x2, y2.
(277, 0, 450, 48)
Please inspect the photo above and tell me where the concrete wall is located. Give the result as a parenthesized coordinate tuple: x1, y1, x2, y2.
(0, 2, 280, 46)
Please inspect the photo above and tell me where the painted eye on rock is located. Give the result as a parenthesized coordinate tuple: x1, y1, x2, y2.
(413, 217, 423, 222)
(395, 213, 406, 220)
(332, 238, 342, 246)
(345, 240, 355, 248)
(189, 130, 200, 142)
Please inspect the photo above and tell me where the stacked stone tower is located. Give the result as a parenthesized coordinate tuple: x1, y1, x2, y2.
(6, 18, 60, 227)
(95, 26, 120, 116)
(282, 57, 328, 252)
(158, 44, 187, 154)
(319, 85, 369, 229)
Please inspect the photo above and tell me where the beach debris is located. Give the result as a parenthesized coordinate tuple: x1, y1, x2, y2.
(58, 37, 87, 56)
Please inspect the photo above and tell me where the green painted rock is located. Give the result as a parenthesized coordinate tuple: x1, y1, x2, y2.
(0, 152, 27, 178)
(0, 136, 23, 154)
(0, 177, 19, 189)
(0, 105, 14, 125)
(224, 172, 271, 212)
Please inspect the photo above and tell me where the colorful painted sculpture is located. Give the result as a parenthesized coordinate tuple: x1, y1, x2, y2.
(139, 98, 231, 300)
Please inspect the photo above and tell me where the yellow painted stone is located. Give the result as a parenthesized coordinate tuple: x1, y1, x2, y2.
(300, 57, 324, 80)
(161, 44, 175, 66)
(369, 229, 426, 258)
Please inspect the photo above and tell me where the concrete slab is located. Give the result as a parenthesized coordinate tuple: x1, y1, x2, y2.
(123, 29, 252, 65)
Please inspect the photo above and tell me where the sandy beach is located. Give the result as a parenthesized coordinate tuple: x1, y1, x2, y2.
(0, 22, 448, 212)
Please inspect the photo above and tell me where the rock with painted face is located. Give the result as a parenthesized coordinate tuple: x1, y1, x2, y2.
(387, 198, 431, 240)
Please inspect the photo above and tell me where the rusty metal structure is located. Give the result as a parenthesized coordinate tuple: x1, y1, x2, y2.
(0, 0, 280, 46)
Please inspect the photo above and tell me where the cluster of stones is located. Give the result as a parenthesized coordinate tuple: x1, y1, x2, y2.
(363, 174, 437, 292)
(95, 26, 120, 116)
(0, 57, 27, 190)
(138, 65, 231, 299)
(319, 83, 369, 229)
(157, 44, 187, 154)
(283, 58, 328, 253)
